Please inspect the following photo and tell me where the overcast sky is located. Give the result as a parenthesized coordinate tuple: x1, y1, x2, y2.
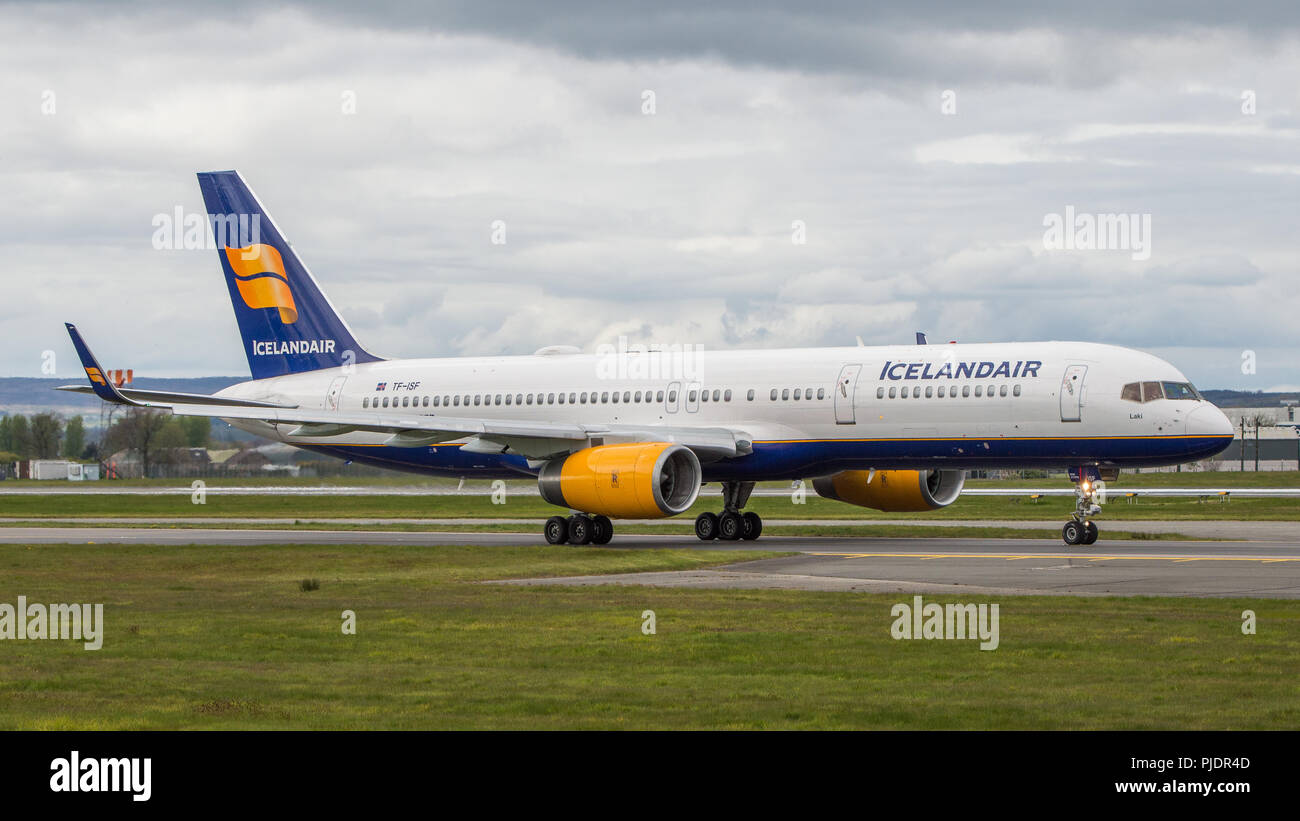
(2, 1, 1297, 389)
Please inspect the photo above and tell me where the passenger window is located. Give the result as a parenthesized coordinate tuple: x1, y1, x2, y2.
(793, 389, 801, 400)
(1142, 381, 1163, 402)
(987, 385, 994, 397)
(632, 391, 640, 402)
(505, 394, 513, 405)
(713, 389, 720, 402)
(782, 388, 790, 400)
(975, 385, 983, 397)
(622, 391, 629, 403)
(962, 385, 970, 397)
(937, 386, 945, 398)
(999, 385, 1007, 397)
(668, 390, 677, 403)
(912, 386, 921, 398)
(724, 389, 732, 401)
(701, 391, 709, 403)
(747, 389, 755, 401)
(687, 390, 696, 403)
(547, 393, 555, 404)
(888, 386, 897, 398)
(877, 387, 885, 399)
(770, 389, 778, 401)
(657, 390, 665, 402)
(925, 386, 933, 398)
(817, 388, 825, 400)
(1013, 385, 1021, 397)
(362, 397, 369, 408)
(805, 387, 812, 399)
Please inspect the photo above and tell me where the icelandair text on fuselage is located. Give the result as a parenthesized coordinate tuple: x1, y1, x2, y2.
(253, 339, 337, 356)
(879, 359, 1042, 381)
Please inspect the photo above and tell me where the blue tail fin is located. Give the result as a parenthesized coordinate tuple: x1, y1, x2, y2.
(197, 170, 382, 380)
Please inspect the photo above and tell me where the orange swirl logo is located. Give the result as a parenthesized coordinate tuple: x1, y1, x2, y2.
(224, 244, 297, 324)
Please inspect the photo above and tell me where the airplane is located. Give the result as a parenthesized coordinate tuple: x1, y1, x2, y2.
(58, 170, 1235, 546)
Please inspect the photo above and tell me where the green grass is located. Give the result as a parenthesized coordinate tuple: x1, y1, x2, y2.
(0, 542, 1295, 729)
(0, 519, 1195, 540)
(1, 490, 1296, 521)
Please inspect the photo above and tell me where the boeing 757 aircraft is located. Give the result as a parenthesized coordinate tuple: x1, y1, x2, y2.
(59, 171, 1235, 546)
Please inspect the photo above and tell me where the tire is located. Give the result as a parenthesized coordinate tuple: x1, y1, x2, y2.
(1083, 521, 1099, 545)
(1062, 521, 1083, 546)
(591, 515, 614, 545)
(741, 512, 763, 540)
(544, 516, 568, 545)
(695, 512, 719, 540)
(568, 515, 592, 545)
(718, 511, 743, 541)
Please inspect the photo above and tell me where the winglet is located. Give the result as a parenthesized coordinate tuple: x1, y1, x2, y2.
(64, 323, 134, 405)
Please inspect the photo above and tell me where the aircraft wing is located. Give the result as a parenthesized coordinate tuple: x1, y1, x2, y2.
(60, 323, 752, 460)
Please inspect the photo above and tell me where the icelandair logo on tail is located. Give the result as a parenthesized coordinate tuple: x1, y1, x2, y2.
(224, 244, 339, 358)
(224, 244, 298, 324)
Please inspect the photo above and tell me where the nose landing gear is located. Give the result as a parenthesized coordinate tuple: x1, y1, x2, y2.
(1063, 479, 1102, 546)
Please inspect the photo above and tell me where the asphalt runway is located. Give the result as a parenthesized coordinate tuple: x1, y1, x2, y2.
(4, 526, 1299, 598)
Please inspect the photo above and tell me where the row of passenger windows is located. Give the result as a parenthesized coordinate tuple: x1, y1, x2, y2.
(1121, 381, 1201, 403)
(361, 386, 832, 410)
(364, 389, 671, 409)
(879, 383, 1023, 399)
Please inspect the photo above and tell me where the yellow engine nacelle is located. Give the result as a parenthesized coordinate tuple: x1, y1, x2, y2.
(811, 469, 965, 512)
(538, 443, 702, 518)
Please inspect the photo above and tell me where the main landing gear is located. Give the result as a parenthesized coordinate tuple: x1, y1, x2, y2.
(1062, 478, 1102, 546)
(544, 514, 614, 545)
(695, 481, 763, 541)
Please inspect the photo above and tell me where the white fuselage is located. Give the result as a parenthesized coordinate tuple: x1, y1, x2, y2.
(216, 340, 1234, 480)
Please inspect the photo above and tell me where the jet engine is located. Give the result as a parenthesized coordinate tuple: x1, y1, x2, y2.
(538, 443, 702, 518)
(811, 469, 965, 512)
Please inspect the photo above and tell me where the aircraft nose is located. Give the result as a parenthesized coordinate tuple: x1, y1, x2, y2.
(1187, 404, 1233, 438)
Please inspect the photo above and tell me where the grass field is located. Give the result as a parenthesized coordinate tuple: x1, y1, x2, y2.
(2, 488, 1296, 522)
(1, 542, 1296, 730)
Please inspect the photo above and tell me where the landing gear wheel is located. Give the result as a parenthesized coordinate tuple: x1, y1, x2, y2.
(1083, 521, 1099, 545)
(544, 516, 568, 545)
(567, 514, 592, 545)
(590, 515, 614, 545)
(695, 512, 719, 540)
(741, 511, 763, 541)
(718, 511, 743, 541)
(1062, 521, 1083, 546)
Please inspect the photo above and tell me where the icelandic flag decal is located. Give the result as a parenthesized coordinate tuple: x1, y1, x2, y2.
(375, 382, 387, 391)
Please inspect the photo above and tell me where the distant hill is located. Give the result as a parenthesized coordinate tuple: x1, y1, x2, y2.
(1200, 389, 1300, 408)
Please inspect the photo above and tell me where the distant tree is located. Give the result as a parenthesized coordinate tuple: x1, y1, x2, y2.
(0, 416, 11, 452)
(103, 408, 172, 476)
(180, 415, 210, 448)
(29, 413, 64, 459)
(63, 415, 86, 460)
(8, 415, 31, 459)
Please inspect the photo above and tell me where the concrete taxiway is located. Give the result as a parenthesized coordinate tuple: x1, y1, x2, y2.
(3, 526, 1299, 598)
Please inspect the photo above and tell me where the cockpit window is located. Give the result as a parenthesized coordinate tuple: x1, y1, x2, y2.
(1124, 380, 1202, 403)
(1161, 381, 1200, 401)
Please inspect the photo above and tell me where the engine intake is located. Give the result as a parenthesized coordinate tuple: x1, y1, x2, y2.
(539, 443, 702, 518)
(812, 469, 965, 512)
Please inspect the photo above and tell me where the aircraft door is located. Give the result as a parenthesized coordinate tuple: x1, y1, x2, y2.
(665, 381, 681, 413)
(325, 376, 347, 411)
(835, 364, 862, 425)
(1060, 365, 1087, 422)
